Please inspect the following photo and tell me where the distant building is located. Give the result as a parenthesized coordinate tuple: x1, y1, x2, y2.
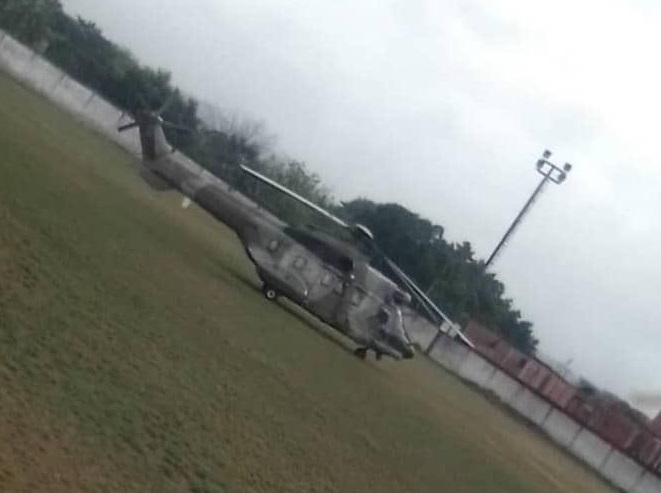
(461, 319, 661, 473)
(651, 411, 661, 436)
(463, 320, 577, 409)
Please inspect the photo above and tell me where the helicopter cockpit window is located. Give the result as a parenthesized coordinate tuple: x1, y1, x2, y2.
(376, 308, 390, 325)
(338, 256, 354, 273)
(294, 256, 307, 270)
(268, 239, 280, 252)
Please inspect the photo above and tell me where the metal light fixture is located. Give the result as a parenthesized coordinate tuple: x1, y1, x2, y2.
(485, 150, 572, 268)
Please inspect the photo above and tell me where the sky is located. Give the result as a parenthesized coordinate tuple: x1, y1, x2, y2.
(61, 0, 661, 413)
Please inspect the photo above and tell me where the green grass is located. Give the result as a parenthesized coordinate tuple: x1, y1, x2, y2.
(0, 70, 616, 493)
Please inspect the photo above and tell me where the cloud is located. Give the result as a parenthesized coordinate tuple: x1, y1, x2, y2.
(61, 0, 661, 400)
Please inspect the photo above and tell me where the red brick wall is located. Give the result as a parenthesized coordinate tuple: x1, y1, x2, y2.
(540, 376, 577, 408)
(651, 411, 661, 436)
(463, 319, 657, 472)
(464, 319, 577, 408)
(520, 360, 551, 389)
(566, 396, 595, 425)
(629, 432, 661, 468)
(588, 407, 640, 448)
(464, 320, 515, 367)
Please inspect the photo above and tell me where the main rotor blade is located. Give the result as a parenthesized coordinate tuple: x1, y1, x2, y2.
(380, 254, 474, 347)
(136, 92, 149, 112)
(383, 255, 451, 325)
(240, 165, 348, 228)
(162, 120, 193, 133)
(157, 92, 177, 116)
(117, 121, 139, 132)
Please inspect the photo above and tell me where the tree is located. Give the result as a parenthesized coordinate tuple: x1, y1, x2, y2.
(341, 199, 538, 353)
(0, 0, 61, 48)
(0, 0, 538, 353)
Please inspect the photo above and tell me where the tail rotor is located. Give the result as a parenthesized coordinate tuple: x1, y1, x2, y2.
(117, 119, 141, 132)
(116, 90, 195, 135)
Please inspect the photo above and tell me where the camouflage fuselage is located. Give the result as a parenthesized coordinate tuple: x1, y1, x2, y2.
(132, 121, 413, 359)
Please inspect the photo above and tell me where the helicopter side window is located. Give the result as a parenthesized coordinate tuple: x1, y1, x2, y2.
(284, 227, 354, 273)
(321, 272, 335, 286)
(268, 239, 280, 252)
(294, 256, 307, 270)
(350, 289, 365, 306)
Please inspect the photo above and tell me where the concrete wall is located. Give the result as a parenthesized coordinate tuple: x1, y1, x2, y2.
(570, 428, 613, 471)
(81, 94, 120, 129)
(0, 29, 142, 157)
(488, 370, 521, 403)
(0, 33, 34, 80)
(428, 334, 469, 373)
(425, 332, 661, 492)
(456, 349, 497, 387)
(50, 75, 94, 116)
(634, 472, 661, 493)
(404, 314, 438, 351)
(601, 450, 645, 492)
(541, 408, 581, 448)
(2, 29, 661, 493)
(25, 55, 64, 95)
(508, 388, 552, 426)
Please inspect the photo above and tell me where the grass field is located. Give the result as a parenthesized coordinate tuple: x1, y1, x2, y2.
(0, 70, 617, 493)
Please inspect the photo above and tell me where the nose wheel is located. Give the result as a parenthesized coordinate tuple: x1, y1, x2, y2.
(262, 284, 279, 301)
(353, 347, 384, 361)
(353, 347, 368, 360)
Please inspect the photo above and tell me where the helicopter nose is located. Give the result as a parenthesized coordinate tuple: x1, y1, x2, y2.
(390, 336, 415, 359)
(402, 345, 415, 359)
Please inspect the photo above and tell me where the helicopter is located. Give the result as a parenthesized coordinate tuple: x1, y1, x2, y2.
(117, 106, 468, 361)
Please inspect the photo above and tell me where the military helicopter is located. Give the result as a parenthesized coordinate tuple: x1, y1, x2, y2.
(117, 105, 465, 360)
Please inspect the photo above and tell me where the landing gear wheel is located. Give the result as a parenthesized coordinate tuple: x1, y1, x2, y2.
(375, 352, 383, 361)
(354, 347, 368, 360)
(262, 285, 278, 301)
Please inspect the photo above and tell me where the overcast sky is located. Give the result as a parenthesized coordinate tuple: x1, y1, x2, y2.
(61, 0, 661, 413)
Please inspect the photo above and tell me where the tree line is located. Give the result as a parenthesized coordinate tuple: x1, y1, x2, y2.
(0, 0, 538, 353)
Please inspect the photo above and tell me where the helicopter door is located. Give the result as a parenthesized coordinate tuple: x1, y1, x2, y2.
(281, 252, 323, 303)
(306, 270, 345, 323)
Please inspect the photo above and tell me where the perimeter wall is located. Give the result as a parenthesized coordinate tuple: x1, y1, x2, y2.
(0, 30, 142, 156)
(421, 323, 661, 493)
(1, 29, 659, 493)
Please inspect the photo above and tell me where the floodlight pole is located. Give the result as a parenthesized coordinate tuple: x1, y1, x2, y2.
(485, 150, 571, 268)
